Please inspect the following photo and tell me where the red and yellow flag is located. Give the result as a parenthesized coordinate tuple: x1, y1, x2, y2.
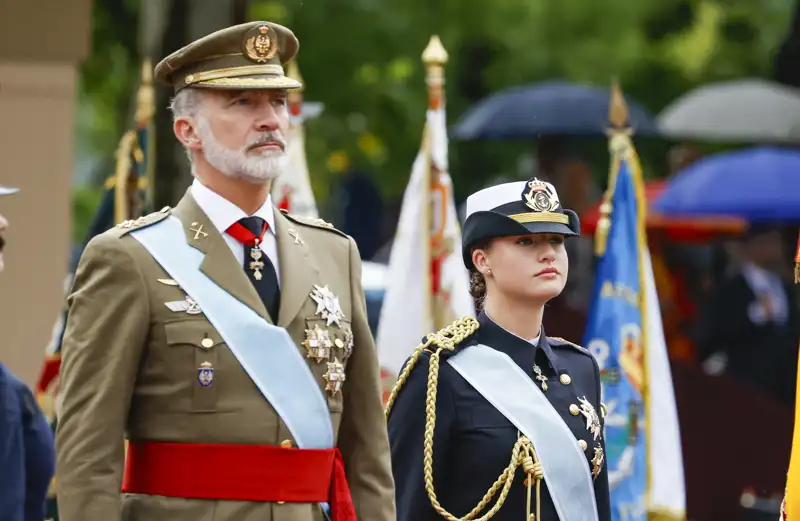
(785, 234, 800, 521)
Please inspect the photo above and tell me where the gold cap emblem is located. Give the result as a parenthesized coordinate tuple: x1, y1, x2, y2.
(244, 24, 278, 63)
(522, 177, 560, 213)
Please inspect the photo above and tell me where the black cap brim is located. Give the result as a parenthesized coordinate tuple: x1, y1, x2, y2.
(461, 210, 580, 269)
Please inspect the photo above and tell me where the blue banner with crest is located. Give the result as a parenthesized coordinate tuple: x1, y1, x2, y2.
(582, 155, 648, 521)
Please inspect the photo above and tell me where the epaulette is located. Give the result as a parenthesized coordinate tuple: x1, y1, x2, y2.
(279, 209, 348, 238)
(116, 206, 171, 236)
(548, 336, 592, 356)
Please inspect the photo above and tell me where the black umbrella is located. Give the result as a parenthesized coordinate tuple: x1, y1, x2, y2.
(451, 80, 659, 141)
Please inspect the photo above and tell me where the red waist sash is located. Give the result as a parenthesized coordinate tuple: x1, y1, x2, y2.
(122, 441, 355, 520)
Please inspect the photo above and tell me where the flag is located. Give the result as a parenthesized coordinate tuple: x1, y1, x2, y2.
(270, 60, 319, 218)
(782, 235, 800, 521)
(36, 60, 155, 520)
(582, 82, 685, 521)
(376, 37, 474, 401)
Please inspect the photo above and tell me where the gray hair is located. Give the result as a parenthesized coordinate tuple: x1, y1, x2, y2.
(168, 88, 204, 165)
(169, 87, 203, 120)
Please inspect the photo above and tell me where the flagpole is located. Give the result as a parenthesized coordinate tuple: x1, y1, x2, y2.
(422, 36, 448, 329)
(607, 77, 655, 511)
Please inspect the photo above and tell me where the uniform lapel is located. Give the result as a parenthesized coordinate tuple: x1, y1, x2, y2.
(172, 191, 270, 322)
(273, 210, 319, 327)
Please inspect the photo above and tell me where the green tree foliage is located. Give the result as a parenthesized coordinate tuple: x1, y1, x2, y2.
(76, 0, 794, 224)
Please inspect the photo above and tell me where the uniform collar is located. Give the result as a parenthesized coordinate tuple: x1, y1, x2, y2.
(477, 311, 559, 371)
(190, 178, 276, 236)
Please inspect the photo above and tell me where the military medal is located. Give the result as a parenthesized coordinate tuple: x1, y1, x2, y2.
(197, 361, 214, 387)
(532, 364, 548, 392)
(323, 357, 346, 396)
(591, 444, 604, 479)
(248, 238, 266, 281)
(343, 329, 354, 358)
(310, 285, 345, 327)
(578, 396, 602, 440)
(302, 324, 332, 363)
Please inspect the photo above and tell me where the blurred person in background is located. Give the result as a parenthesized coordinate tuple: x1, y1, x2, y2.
(0, 185, 57, 521)
(696, 225, 799, 407)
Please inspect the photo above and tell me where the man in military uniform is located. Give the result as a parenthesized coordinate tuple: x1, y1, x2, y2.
(55, 21, 395, 521)
(0, 185, 57, 521)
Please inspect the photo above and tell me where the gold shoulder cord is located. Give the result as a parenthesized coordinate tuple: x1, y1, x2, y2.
(385, 317, 545, 521)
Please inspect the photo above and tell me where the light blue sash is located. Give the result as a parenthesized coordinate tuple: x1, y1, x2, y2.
(131, 216, 334, 450)
(447, 344, 599, 521)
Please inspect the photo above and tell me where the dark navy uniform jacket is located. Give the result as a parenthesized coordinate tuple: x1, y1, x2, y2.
(0, 362, 56, 521)
(388, 312, 611, 521)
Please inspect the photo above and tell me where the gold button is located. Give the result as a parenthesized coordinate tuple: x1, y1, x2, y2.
(201, 337, 214, 349)
(279, 439, 293, 448)
(560, 374, 571, 385)
(185, 74, 195, 84)
(569, 404, 580, 416)
(335, 338, 344, 348)
(579, 440, 588, 451)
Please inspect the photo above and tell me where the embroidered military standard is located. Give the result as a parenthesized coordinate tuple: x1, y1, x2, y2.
(310, 285, 345, 327)
(302, 324, 332, 363)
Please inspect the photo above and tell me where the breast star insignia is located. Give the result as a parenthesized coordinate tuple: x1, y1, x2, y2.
(302, 324, 333, 363)
(578, 396, 602, 440)
(323, 357, 346, 396)
(310, 285, 345, 327)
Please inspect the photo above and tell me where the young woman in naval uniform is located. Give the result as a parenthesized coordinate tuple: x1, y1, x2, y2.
(386, 177, 611, 521)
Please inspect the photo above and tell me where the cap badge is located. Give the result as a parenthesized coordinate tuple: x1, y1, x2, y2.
(244, 24, 278, 63)
(522, 178, 559, 213)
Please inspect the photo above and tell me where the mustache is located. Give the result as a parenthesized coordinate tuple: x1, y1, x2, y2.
(246, 132, 286, 151)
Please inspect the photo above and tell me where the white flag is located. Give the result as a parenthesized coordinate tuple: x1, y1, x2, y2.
(376, 107, 474, 380)
(272, 112, 319, 218)
(642, 248, 686, 519)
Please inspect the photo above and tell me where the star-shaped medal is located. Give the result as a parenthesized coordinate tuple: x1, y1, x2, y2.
(578, 396, 602, 440)
(310, 284, 345, 327)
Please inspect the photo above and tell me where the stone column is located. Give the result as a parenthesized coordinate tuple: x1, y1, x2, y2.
(0, 0, 92, 387)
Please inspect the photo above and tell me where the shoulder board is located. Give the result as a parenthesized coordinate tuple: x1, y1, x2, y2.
(116, 206, 171, 237)
(279, 209, 348, 238)
(548, 336, 591, 355)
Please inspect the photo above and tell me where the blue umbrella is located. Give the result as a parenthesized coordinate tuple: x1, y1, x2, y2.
(653, 146, 800, 222)
(450, 80, 659, 141)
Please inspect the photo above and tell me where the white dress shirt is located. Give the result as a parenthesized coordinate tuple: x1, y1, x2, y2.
(190, 179, 281, 286)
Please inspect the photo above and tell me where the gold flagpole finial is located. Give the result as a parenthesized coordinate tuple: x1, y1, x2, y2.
(135, 59, 155, 127)
(608, 76, 629, 131)
(286, 59, 304, 109)
(595, 76, 631, 256)
(422, 35, 447, 110)
(422, 35, 448, 66)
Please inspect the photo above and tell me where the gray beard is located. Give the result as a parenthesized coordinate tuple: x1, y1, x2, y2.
(196, 117, 289, 183)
